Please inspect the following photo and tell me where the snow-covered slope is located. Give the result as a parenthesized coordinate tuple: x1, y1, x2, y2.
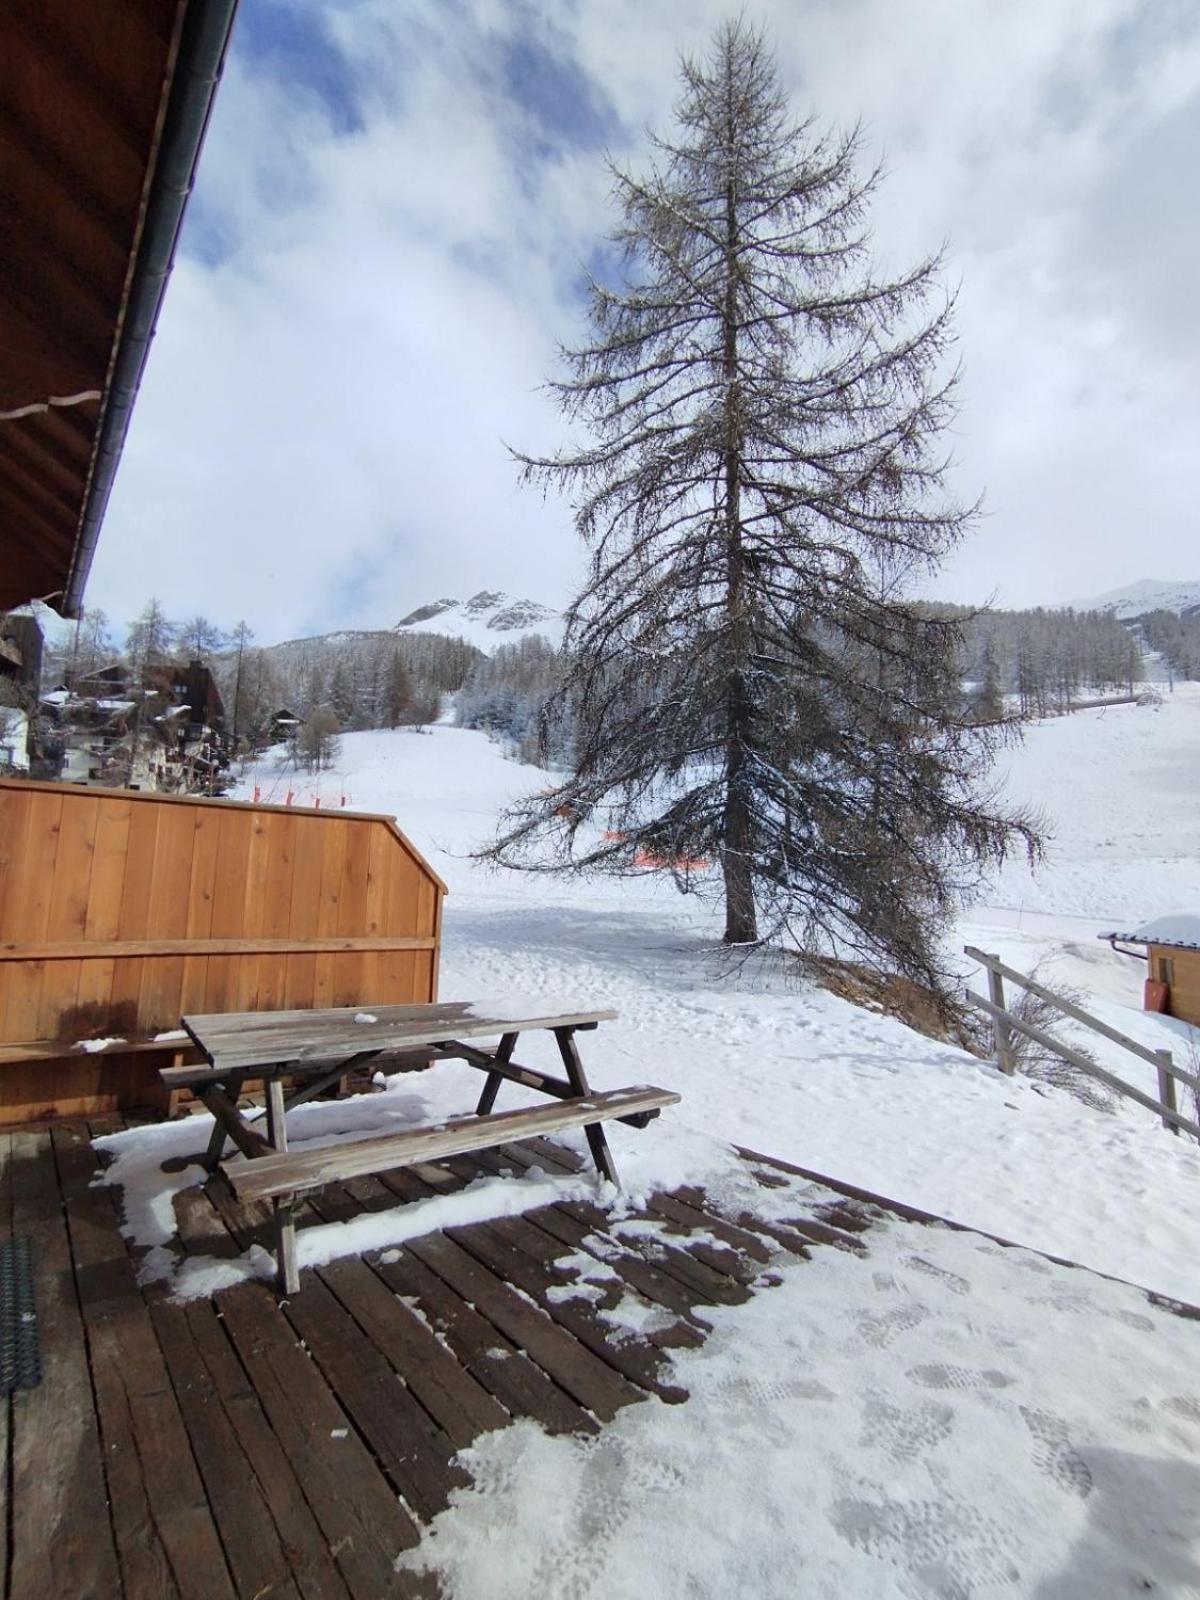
(231, 688, 1200, 1305)
(1070, 576, 1200, 619)
(981, 682, 1200, 921)
(394, 589, 561, 649)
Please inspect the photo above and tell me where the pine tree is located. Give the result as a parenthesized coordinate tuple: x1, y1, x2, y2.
(489, 20, 1037, 993)
(177, 615, 228, 660)
(125, 597, 175, 684)
(228, 620, 254, 750)
(296, 706, 341, 772)
(973, 635, 1004, 724)
(329, 659, 355, 725)
(66, 606, 115, 686)
(385, 650, 412, 728)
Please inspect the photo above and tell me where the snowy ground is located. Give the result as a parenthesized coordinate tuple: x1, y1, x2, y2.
(96, 686, 1200, 1596)
(400, 1218, 1200, 1600)
(223, 689, 1200, 1304)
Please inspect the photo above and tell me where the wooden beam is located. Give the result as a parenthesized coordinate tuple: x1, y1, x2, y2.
(0, 934, 439, 962)
(0, 1037, 196, 1067)
(195, 1085, 274, 1161)
(473, 1032, 517, 1116)
(555, 1026, 619, 1185)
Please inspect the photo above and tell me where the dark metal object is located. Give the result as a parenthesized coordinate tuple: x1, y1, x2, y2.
(0, 1236, 41, 1393)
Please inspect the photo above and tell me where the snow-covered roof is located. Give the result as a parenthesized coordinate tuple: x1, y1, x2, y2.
(1103, 914, 1200, 951)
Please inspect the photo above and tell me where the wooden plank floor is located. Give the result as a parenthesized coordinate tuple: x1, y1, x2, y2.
(0, 1115, 877, 1599)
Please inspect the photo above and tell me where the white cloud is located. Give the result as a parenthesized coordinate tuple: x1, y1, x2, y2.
(88, 0, 1200, 638)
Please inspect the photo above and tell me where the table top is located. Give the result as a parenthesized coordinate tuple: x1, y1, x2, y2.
(179, 999, 618, 1076)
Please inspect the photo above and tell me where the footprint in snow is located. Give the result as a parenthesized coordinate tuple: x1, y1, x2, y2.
(856, 1303, 931, 1349)
(717, 1372, 837, 1405)
(831, 1489, 1022, 1592)
(905, 1255, 971, 1296)
(906, 1363, 1015, 1395)
(1019, 1407, 1094, 1499)
(860, 1396, 956, 1462)
(1161, 1394, 1200, 1425)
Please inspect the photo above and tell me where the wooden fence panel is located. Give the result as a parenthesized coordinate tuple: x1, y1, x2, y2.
(0, 780, 446, 1124)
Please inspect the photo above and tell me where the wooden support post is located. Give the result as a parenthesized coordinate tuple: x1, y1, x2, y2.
(200, 1073, 254, 1168)
(985, 958, 1016, 1074)
(474, 1033, 518, 1116)
(1156, 1050, 1179, 1136)
(555, 1027, 619, 1186)
(274, 1197, 300, 1295)
(265, 1077, 288, 1152)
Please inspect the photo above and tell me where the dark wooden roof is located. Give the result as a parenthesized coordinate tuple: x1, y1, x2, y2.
(0, 1, 238, 615)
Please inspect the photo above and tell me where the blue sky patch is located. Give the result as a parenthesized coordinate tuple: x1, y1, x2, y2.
(237, 0, 365, 135)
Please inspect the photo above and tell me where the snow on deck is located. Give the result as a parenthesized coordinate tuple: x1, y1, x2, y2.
(402, 1210, 1200, 1600)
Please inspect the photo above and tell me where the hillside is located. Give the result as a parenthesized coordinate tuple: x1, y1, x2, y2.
(1070, 577, 1200, 619)
(394, 590, 562, 649)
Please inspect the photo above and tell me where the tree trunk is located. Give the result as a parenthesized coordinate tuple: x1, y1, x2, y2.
(721, 106, 757, 947)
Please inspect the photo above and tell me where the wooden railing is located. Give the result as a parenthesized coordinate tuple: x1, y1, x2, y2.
(964, 945, 1200, 1141)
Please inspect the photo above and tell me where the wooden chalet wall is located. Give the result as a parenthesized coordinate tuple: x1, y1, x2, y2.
(0, 780, 445, 1124)
(1149, 944, 1200, 1028)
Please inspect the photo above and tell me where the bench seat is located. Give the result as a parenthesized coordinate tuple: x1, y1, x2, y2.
(228, 1084, 680, 1205)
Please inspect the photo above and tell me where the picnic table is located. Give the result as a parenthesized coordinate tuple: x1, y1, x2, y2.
(166, 1001, 679, 1294)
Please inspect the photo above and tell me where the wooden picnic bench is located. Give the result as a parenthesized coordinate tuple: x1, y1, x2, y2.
(167, 1001, 680, 1294)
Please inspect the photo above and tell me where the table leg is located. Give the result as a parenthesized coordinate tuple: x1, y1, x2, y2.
(554, 1027, 620, 1186)
(201, 1071, 248, 1170)
(265, 1077, 288, 1152)
(274, 1197, 300, 1295)
(475, 1032, 518, 1115)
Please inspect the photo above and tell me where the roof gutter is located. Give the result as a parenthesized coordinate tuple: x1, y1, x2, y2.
(62, 0, 240, 618)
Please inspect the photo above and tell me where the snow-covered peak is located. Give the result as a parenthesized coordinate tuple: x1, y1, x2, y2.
(1069, 578, 1200, 620)
(393, 591, 562, 650)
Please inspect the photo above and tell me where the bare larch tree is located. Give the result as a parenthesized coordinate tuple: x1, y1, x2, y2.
(490, 20, 1037, 994)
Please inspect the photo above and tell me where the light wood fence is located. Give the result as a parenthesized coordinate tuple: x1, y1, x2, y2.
(0, 779, 445, 1124)
(965, 945, 1200, 1140)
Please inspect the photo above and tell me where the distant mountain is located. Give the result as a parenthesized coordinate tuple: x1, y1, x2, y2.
(393, 590, 562, 649)
(1069, 579, 1200, 621)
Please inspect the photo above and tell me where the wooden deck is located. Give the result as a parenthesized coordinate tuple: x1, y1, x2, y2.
(4, 1116, 1198, 1598)
(0, 1113, 881, 1599)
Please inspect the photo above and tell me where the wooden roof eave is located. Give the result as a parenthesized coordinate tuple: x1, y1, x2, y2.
(61, 0, 241, 617)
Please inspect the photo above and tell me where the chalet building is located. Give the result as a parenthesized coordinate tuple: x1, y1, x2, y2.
(0, 614, 43, 703)
(40, 657, 228, 793)
(268, 706, 303, 744)
(1104, 916, 1200, 1028)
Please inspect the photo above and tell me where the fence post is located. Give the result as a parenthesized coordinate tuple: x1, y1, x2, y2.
(986, 956, 1016, 1074)
(1156, 1049, 1179, 1136)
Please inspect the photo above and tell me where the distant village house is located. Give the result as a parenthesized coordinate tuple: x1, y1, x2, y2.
(40, 656, 229, 794)
(1105, 916, 1200, 1028)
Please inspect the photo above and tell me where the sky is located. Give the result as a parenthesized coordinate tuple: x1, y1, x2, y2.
(86, 0, 1200, 645)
